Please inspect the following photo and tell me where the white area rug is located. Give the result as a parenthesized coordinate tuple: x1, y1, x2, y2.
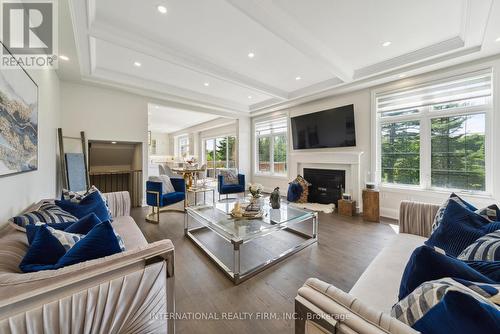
(290, 202, 335, 214)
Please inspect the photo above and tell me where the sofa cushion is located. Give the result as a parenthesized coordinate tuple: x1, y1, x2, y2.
(392, 277, 500, 333)
(458, 230, 500, 261)
(349, 233, 426, 313)
(112, 216, 148, 249)
(398, 245, 496, 301)
(425, 200, 500, 257)
(10, 203, 78, 230)
(56, 191, 112, 222)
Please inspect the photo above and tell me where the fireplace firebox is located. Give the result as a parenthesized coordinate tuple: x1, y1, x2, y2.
(303, 168, 345, 206)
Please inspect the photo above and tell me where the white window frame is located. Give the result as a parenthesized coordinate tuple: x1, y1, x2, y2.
(254, 117, 289, 178)
(202, 134, 237, 169)
(372, 69, 493, 196)
(177, 135, 189, 157)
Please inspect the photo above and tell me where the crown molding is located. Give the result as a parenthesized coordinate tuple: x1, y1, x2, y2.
(353, 37, 466, 79)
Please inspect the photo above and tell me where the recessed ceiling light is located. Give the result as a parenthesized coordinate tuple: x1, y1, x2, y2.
(111, 141, 117, 144)
(248, 52, 255, 58)
(382, 41, 392, 47)
(204, 82, 210, 87)
(157, 5, 167, 14)
(59, 55, 69, 61)
(295, 76, 301, 81)
(248, 95, 253, 99)
(496, 37, 500, 42)
(134, 61, 141, 67)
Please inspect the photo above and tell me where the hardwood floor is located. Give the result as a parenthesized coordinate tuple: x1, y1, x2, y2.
(131, 201, 398, 334)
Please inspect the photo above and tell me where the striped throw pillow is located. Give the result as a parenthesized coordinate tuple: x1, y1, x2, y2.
(391, 277, 500, 327)
(11, 202, 78, 229)
(458, 230, 500, 261)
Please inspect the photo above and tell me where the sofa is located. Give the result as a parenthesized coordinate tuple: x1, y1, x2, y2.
(295, 200, 439, 334)
(0, 191, 175, 334)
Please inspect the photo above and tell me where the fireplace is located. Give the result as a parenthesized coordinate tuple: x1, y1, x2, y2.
(303, 168, 345, 205)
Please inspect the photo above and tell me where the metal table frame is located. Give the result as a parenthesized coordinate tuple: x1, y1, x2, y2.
(184, 207, 318, 285)
(186, 187, 215, 206)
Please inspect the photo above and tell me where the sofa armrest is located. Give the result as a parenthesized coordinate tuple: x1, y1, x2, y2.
(103, 191, 131, 217)
(399, 200, 440, 238)
(295, 278, 418, 334)
(0, 239, 174, 311)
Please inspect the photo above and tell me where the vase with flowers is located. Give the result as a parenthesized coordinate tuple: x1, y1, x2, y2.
(248, 183, 263, 204)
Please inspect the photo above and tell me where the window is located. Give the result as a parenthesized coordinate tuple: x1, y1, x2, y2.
(178, 136, 189, 158)
(376, 70, 491, 192)
(255, 117, 288, 176)
(204, 136, 237, 178)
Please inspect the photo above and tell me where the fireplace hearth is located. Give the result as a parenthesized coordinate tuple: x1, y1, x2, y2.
(303, 168, 346, 206)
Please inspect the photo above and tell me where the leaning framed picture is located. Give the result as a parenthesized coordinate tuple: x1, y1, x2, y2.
(0, 42, 38, 177)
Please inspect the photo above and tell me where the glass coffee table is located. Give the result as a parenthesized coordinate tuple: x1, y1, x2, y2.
(184, 199, 318, 284)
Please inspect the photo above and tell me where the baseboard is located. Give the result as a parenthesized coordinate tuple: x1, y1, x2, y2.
(380, 207, 399, 220)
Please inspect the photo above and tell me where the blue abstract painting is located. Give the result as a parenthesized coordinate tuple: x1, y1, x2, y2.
(0, 44, 38, 177)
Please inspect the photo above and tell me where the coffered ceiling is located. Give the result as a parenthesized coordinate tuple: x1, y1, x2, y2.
(62, 0, 500, 115)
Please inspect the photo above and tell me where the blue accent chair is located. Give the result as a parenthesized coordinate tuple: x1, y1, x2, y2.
(146, 178, 186, 223)
(218, 174, 245, 200)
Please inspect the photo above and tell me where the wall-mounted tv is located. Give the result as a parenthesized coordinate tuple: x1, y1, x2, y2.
(291, 104, 356, 149)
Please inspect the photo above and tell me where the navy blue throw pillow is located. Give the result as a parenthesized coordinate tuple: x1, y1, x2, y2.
(425, 199, 500, 257)
(20, 220, 124, 273)
(412, 290, 500, 334)
(56, 191, 111, 222)
(56, 220, 123, 268)
(398, 245, 496, 300)
(20, 225, 67, 272)
(25, 213, 102, 245)
(465, 260, 500, 281)
(287, 182, 302, 202)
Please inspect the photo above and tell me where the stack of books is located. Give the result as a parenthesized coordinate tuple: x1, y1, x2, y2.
(243, 202, 262, 218)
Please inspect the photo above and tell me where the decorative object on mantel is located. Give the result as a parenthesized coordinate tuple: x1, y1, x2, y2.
(338, 199, 356, 217)
(362, 189, 380, 222)
(270, 187, 280, 209)
(0, 42, 38, 177)
(248, 183, 263, 203)
(290, 202, 335, 214)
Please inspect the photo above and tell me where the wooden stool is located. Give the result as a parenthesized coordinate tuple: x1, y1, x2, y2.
(362, 189, 380, 222)
(338, 200, 356, 217)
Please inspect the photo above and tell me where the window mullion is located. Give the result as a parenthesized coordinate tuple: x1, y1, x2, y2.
(421, 107, 431, 190)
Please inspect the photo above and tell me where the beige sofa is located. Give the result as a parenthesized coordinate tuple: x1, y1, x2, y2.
(295, 201, 440, 334)
(0, 191, 175, 334)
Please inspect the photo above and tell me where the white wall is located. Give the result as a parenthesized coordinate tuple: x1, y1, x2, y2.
(150, 131, 170, 156)
(61, 81, 149, 202)
(0, 69, 61, 222)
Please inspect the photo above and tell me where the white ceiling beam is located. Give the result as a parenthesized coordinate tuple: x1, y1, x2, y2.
(88, 21, 289, 100)
(91, 67, 250, 113)
(226, 0, 353, 82)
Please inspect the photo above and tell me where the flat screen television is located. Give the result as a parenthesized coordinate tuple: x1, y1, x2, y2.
(291, 104, 356, 149)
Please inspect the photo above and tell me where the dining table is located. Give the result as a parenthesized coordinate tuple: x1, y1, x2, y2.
(171, 167, 205, 189)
